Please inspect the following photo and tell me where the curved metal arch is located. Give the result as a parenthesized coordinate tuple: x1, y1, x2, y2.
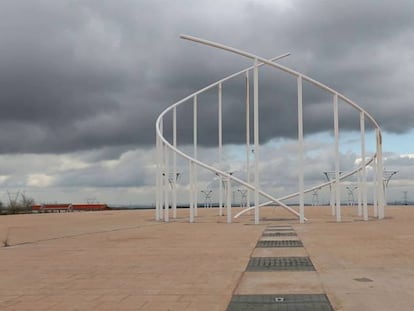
(156, 54, 305, 220)
(180, 34, 381, 129)
(234, 156, 376, 218)
(156, 35, 385, 223)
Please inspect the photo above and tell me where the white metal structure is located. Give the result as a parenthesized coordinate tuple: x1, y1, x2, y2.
(155, 35, 386, 224)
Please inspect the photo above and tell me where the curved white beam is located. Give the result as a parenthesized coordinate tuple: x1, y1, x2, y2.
(180, 34, 381, 130)
(234, 156, 376, 219)
(155, 54, 303, 219)
(157, 35, 383, 223)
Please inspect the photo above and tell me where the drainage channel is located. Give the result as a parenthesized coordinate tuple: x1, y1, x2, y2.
(246, 256, 315, 271)
(263, 228, 295, 231)
(262, 232, 297, 237)
(227, 294, 334, 311)
(256, 240, 304, 248)
(226, 225, 335, 310)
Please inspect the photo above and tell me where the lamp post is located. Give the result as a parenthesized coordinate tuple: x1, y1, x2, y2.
(238, 188, 248, 207)
(323, 171, 342, 216)
(201, 190, 213, 208)
(165, 172, 180, 219)
(346, 185, 358, 206)
(383, 170, 398, 205)
(403, 191, 408, 206)
(312, 188, 321, 206)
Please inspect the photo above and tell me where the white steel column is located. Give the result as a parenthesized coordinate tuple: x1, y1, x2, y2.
(172, 107, 177, 218)
(357, 171, 362, 216)
(164, 145, 170, 222)
(376, 129, 385, 219)
(189, 161, 194, 223)
(330, 184, 335, 216)
(323, 171, 335, 216)
(226, 177, 232, 223)
(297, 76, 305, 224)
(360, 112, 368, 220)
(155, 126, 161, 221)
(193, 96, 198, 217)
(333, 94, 341, 222)
(253, 59, 260, 224)
(218, 83, 223, 216)
(245, 71, 251, 210)
(373, 164, 378, 218)
(158, 119, 165, 221)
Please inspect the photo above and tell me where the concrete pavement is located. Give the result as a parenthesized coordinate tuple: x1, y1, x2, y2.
(1, 206, 413, 310)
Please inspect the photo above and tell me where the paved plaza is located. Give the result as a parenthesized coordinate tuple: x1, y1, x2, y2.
(1, 206, 413, 310)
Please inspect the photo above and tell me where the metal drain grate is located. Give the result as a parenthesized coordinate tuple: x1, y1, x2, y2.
(246, 257, 315, 271)
(256, 240, 304, 248)
(262, 232, 297, 237)
(267, 225, 292, 228)
(264, 228, 294, 231)
(263, 230, 296, 234)
(227, 294, 334, 311)
(262, 217, 297, 221)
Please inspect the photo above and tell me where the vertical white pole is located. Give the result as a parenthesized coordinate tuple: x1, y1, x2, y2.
(383, 178, 388, 208)
(333, 94, 341, 222)
(357, 171, 362, 216)
(172, 107, 177, 219)
(164, 145, 169, 222)
(330, 184, 335, 216)
(376, 129, 385, 219)
(253, 59, 260, 225)
(245, 72, 251, 210)
(155, 126, 160, 221)
(218, 83, 223, 216)
(373, 163, 378, 218)
(297, 76, 305, 224)
(159, 119, 165, 221)
(189, 161, 194, 223)
(193, 96, 198, 217)
(226, 177, 232, 223)
(360, 112, 368, 221)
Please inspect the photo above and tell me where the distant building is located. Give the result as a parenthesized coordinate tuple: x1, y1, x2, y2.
(31, 203, 108, 212)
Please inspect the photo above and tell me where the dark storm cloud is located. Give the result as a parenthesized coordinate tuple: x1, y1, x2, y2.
(0, 0, 164, 153)
(153, 0, 414, 145)
(0, 0, 413, 154)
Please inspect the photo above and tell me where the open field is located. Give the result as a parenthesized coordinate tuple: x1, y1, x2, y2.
(1, 206, 413, 310)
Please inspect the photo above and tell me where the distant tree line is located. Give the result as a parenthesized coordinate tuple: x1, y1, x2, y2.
(0, 191, 35, 215)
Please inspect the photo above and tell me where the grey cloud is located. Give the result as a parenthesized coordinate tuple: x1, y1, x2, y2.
(53, 151, 153, 188)
(0, 0, 413, 156)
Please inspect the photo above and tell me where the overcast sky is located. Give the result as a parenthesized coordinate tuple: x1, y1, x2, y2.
(0, 0, 413, 205)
